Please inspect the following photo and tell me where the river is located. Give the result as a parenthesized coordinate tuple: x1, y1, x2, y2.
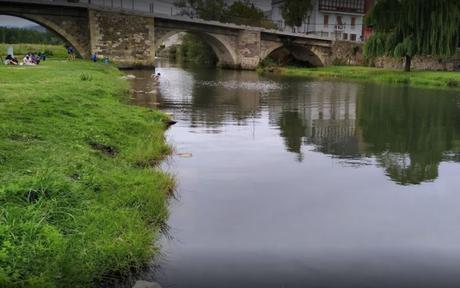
(129, 62, 460, 288)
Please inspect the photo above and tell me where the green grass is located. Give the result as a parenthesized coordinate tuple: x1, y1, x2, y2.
(0, 44, 68, 59)
(0, 60, 174, 287)
(278, 66, 460, 89)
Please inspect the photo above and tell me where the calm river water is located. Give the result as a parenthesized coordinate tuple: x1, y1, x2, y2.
(130, 62, 460, 288)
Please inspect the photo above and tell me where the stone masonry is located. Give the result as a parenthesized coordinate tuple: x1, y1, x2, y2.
(89, 10, 155, 68)
(237, 31, 261, 70)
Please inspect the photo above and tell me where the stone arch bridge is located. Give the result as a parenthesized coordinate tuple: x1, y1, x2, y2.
(0, 0, 334, 70)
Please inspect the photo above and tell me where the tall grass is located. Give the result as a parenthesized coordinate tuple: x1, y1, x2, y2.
(0, 60, 173, 287)
(0, 43, 67, 58)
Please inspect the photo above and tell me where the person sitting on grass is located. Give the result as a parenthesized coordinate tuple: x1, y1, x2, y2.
(23, 55, 36, 66)
(30, 53, 40, 65)
(4, 54, 19, 65)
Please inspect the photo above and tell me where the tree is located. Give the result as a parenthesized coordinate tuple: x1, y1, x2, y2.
(364, 0, 460, 72)
(0, 27, 63, 45)
(174, 0, 274, 28)
(281, 0, 313, 30)
(174, 0, 226, 21)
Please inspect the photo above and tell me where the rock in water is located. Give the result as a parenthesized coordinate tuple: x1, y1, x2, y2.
(121, 74, 136, 80)
(133, 280, 161, 288)
(177, 152, 193, 158)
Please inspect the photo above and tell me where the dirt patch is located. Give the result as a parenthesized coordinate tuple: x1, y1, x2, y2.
(89, 142, 118, 157)
(8, 133, 42, 142)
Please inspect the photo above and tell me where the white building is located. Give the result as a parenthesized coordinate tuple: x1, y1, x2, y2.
(270, 0, 369, 42)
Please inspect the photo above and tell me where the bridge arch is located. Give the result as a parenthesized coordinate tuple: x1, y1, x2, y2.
(262, 44, 326, 67)
(155, 29, 238, 68)
(0, 13, 90, 58)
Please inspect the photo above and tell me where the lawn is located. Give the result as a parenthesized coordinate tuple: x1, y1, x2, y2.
(0, 60, 173, 287)
(278, 66, 460, 89)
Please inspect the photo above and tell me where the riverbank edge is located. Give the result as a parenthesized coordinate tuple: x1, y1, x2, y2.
(0, 60, 173, 287)
(272, 66, 460, 90)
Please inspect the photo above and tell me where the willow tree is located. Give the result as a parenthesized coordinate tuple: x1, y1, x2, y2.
(364, 0, 460, 71)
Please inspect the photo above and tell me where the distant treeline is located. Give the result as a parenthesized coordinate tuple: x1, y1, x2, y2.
(0, 26, 64, 45)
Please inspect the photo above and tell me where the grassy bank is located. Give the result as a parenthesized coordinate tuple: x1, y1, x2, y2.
(1, 44, 68, 58)
(277, 66, 460, 89)
(0, 60, 173, 287)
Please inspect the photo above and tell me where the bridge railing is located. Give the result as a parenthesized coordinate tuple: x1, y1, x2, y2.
(46, 0, 184, 15)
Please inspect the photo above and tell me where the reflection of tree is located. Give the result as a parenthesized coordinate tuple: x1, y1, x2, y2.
(359, 85, 460, 185)
(270, 79, 361, 161)
(278, 111, 307, 161)
(187, 68, 263, 128)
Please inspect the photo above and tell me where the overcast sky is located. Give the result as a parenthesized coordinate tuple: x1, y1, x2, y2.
(0, 15, 36, 27)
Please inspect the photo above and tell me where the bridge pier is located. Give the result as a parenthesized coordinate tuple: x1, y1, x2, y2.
(237, 30, 261, 70)
(88, 9, 156, 68)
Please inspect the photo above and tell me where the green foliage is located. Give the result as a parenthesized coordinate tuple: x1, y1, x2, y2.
(0, 26, 64, 45)
(174, 0, 274, 28)
(393, 42, 406, 58)
(0, 61, 173, 287)
(174, 0, 226, 20)
(256, 57, 280, 74)
(174, 33, 218, 64)
(281, 0, 313, 28)
(223, 1, 277, 29)
(79, 73, 92, 81)
(365, 0, 460, 69)
(363, 33, 386, 59)
(359, 85, 460, 185)
(384, 31, 399, 54)
(365, 0, 401, 32)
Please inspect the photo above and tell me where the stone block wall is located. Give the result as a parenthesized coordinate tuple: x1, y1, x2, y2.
(330, 41, 365, 66)
(89, 9, 155, 68)
(374, 55, 460, 71)
(237, 31, 261, 70)
(330, 41, 460, 71)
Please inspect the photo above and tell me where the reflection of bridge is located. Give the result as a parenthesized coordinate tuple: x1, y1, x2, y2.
(0, 0, 333, 69)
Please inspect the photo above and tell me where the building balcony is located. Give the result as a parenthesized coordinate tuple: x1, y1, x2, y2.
(319, 0, 365, 14)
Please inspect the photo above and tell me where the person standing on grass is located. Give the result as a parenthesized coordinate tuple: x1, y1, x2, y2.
(67, 46, 75, 61)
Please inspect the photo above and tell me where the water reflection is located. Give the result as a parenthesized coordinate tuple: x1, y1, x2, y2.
(131, 65, 460, 186)
(358, 85, 460, 185)
(130, 63, 460, 288)
(268, 81, 362, 161)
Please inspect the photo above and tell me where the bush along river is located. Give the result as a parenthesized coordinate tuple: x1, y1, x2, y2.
(129, 61, 460, 288)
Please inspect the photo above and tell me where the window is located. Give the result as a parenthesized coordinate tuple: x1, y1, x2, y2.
(343, 33, 348, 40)
(351, 17, 356, 29)
(337, 16, 343, 25)
(350, 34, 357, 41)
(324, 15, 329, 28)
